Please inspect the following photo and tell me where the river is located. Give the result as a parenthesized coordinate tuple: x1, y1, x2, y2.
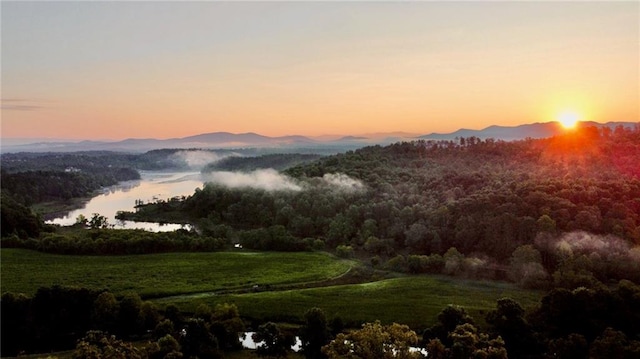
(46, 171, 204, 232)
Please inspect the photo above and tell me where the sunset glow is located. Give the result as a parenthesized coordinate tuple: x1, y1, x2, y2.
(1, 2, 638, 141)
(558, 111, 580, 129)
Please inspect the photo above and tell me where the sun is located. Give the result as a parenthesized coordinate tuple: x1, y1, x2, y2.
(557, 111, 580, 129)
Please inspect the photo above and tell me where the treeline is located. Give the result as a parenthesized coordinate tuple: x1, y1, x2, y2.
(118, 125, 640, 287)
(1, 168, 140, 205)
(419, 280, 640, 358)
(0, 151, 155, 207)
(203, 153, 324, 172)
(4, 280, 640, 358)
(0, 191, 47, 238)
(0, 149, 218, 173)
(0, 286, 245, 357)
(1, 227, 226, 255)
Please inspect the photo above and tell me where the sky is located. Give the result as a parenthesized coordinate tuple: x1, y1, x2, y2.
(1, 1, 638, 141)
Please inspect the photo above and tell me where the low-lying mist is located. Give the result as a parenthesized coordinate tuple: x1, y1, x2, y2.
(170, 150, 236, 170)
(203, 169, 365, 193)
(204, 169, 303, 191)
(322, 173, 365, 191)
(537, 230, 634, 260)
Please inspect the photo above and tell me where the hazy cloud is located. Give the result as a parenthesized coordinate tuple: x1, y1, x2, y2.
(322, 173, 364, 191)
(171, 150, 230, 169)
(1, 98, 44, 111)
(202, 169, 364, 193)
(537, 231, 634, 260)
(205, 169, 302, 192)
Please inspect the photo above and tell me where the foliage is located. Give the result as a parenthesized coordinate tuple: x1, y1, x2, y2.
(322, 321, 422, 359)
(6, 281, 640, 359)
(1, 166, 140, 206)
(485, 298, 541, 357)
(73, 330, 145, 359)
(1, 228, 226, 255)
(299, 307, 332, 359)
(252, 322, 296, 358)
(180, 318, 221, 359)
(210, 303, 246, 350)
(1, 191, 44, 238)
(111, 125, 640, 288)
(203, 153, 323, 172)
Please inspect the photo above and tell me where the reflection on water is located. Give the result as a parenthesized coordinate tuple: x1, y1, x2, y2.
(46, 171, 203, 232)
(240, 332, 302, 352)
(239, 332, 428, 356)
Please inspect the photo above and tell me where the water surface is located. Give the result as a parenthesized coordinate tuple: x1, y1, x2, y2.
(47, 171, 203, 232)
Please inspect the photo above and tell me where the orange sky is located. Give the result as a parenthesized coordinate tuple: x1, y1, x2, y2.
(1, 1, 638, 140)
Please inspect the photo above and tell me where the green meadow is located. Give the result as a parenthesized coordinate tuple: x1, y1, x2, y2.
(1, 248, 542, 329)
(0, 249, 353, 297)
(159, 275, 542, 329)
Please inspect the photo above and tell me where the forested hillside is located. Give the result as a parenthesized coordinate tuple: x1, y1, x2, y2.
(3, 124, 640, 358)
(122, 124, 640, 288)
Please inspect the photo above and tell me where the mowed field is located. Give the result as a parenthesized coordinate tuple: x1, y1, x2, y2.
(1, 248, 542, 329)
(160, 276, 542, 329)
(0, 249, 353, 297)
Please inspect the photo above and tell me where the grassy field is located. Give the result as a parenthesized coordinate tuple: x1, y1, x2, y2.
(1, 248, 542, 330)
(0, 249, 354, 297)
(158, 275, 543, 330)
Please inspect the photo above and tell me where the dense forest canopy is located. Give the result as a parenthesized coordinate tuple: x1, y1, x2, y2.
(2, 124, 640, 358)
(3, 125, 639, 288)
(115, 124, 640, 286)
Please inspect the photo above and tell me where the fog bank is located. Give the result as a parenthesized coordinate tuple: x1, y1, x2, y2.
(171, 150, 232, 169)
(322, 173, 364, 191)
(537, 231, 635, 260)
(205, 169, 302, 191)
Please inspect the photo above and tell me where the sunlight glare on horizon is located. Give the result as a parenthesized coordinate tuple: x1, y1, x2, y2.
(1, 1, 638, 140)
(557, 111, 581, 129)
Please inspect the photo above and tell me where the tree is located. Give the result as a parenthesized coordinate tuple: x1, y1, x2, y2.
(485, 298, 540, 358)
(300, 307, 331, 359)
(423, 305, 474, 347)
(537, 215, 556, 234)
(589, 327, 640, 359)
(73, 330, 144, 359)
(194, 303, 213, 322)
(153, 319, 175, 340)
(404, 223, 429, 253)
(442, 248, 465, 276)
(322, 321, 422, 359)
(151, 334, 183, 359)
(91, 292, 119, 332)
(117, 292, 143, 338)
(140, 301, 160, 331)
(0, 292, 32, 356)
(0, 191, 43, 238)
(336, 245, 354, 258)
(180, 318, 220, 359)
(508, 245, 548, 289)
(89, 213, 109, 229)
(253, 322, 295, 358)
(425, 338, 447, 359)
(547, 333, 588, 359)
(211, 303, 245, 350)
(448, 323, 507, 359)
(76, 214, 89, 227)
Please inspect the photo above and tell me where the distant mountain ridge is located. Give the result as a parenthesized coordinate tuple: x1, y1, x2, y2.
(2, 121, 637, 153)
(419, 121, 637, 141)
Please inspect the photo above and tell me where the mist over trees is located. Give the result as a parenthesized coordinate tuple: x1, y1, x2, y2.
(1, 124, 640, 358)
(114, 124, 640, 288)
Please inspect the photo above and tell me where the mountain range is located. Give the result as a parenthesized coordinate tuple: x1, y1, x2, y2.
(1, 121, 636, 153)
